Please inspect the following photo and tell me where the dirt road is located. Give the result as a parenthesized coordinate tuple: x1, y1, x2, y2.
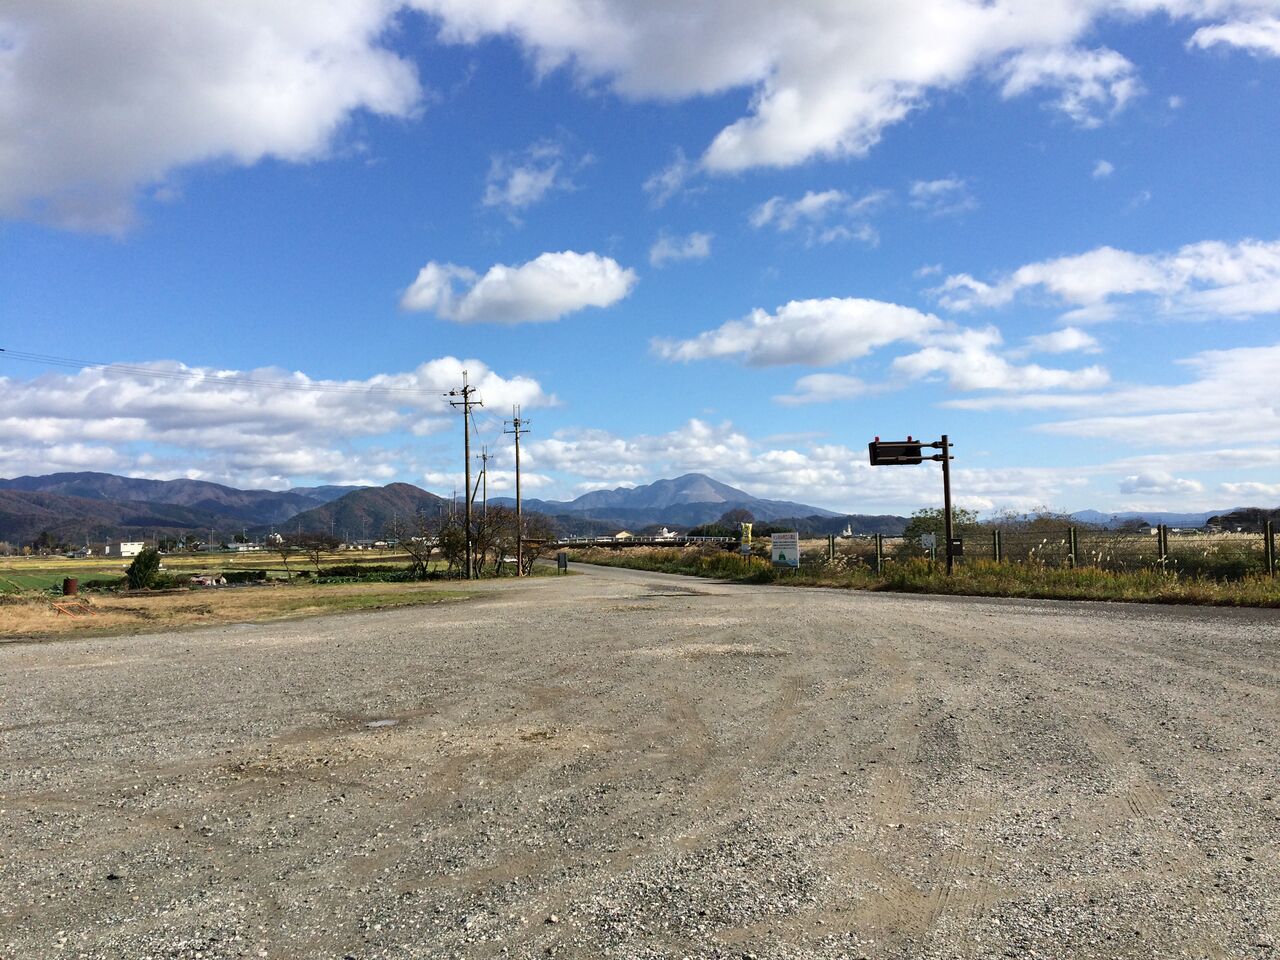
(2, 564, 1277, 958)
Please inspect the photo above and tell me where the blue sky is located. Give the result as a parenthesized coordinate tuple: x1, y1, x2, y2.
(2, 1, 1279, 515)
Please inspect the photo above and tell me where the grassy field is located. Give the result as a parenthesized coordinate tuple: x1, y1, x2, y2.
(0, 580, 472, 640)
(567, 546, 1280, 607)
(0, 549, 414, 594)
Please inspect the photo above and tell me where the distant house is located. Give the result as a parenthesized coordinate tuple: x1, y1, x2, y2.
(104, 541, 145, 558)
(226, 543, 262, 553)
(613, 531, 634, 541)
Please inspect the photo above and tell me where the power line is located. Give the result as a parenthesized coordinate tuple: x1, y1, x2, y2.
(0, 347, 451, 401)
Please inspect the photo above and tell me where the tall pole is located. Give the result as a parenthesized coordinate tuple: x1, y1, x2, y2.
(941, 433, 954, 576)
(504, 406, 530, 576)
(447, 371, 483, 579)
(478, 446, 490, 521)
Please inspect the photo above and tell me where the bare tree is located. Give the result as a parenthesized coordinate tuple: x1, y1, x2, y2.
(390, 512, 441, 579)
(518, 513, 556, 576)
(290, 532, 342, 574)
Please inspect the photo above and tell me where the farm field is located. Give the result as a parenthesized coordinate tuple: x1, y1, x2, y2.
(0, 549, 414, 594)
(1, 562, 1275, 958)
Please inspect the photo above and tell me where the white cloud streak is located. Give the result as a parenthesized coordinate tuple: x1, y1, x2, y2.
(649, 231, 713, 267)
(937, 238, 1280, 321)
(908, 178, 977, 217)
(751, 188, 888, 245)
(400, 251, 637, 323)
(1189, 16, 1280, 56)
(482, 141, 581, 215)
(0, 356, 550, 488)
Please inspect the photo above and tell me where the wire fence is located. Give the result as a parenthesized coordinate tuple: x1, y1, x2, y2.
(795, 524, 1278, 579)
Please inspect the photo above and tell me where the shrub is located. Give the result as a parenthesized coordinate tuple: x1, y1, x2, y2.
(223, 570, 268, 584)
(125, 547, 162, 590)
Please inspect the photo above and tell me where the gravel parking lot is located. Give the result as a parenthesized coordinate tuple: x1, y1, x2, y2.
(2, 563, 1277, 959)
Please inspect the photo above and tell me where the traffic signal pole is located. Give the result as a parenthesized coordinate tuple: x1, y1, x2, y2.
(940, 434, 953, 576)
(868, 433, 956, 575)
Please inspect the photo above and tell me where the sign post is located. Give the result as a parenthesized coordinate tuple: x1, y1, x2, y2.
(868, 433, 957, 575)
(771, 531, 800, 570)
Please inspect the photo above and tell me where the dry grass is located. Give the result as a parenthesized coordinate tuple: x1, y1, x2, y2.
(568, 547, 1280, 607)
(0, 581, 471, 641)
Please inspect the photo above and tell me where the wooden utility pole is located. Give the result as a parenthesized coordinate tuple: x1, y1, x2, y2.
(504, 405, 530, 575)
(446, 371, 482, 579)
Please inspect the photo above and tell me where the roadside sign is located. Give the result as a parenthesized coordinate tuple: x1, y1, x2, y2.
(739, 543, 752, 556)
(771, 531, 800, 568)
(556, 551, 568, 572)
(949, 537, 964, 557)
(920, 533, 936, 550)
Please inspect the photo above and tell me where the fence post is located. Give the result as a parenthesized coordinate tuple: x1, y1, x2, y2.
(1266, 520, 1276, 578)
(992, 528, 1002, 563)
(874, 533, 883, 574)
(1067, 526, 1078, 568)
(1157, 524, 1168, 568)
(828, 534, 836, 561)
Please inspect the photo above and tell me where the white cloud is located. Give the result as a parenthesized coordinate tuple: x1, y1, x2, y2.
(774, 374, 872, 407)
(1119, 472, 1205, 496)
(643, 149, 696, 207)
(412, 1, 1278, 175)
(1022, 327, 1102, 354)
(0, 0, 421, 232)
(400, 251, 637, 323)
(652, 298, 942, 367)
(908, 178, 976, 217)
(1189, 16, 1280, 56)
(998, 46, 1141, 127)
(7, 1, 1278, 227)
(891, 326, 1110, 392)
(750, 188, 888, 245)
(654, 295, 1110, 395)
(1220, 480, 1280, 499)
(949, 342, 1280, 449)
(482, 141, 581, 215)
(937, 238, 1280, 320)
(1092, 159, 1115, 178)
(0, 355, 550, 488)
(649, 231, 713, 267)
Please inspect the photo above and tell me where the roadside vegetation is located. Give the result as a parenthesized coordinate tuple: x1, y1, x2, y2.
(565, 546, 1280, 607)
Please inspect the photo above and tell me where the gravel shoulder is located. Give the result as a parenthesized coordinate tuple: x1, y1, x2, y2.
(2, 563, 1277, 959)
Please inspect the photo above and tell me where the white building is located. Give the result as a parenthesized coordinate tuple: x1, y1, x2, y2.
(104, 541, 145, 558)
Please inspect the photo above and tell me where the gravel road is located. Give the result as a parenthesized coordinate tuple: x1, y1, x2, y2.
(2, 564, 1277, 959)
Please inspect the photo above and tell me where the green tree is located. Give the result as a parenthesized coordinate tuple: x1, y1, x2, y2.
(903, 506, 980, 541)
(126, 547, 162, 590)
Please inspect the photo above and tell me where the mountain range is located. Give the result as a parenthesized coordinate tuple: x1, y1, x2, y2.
(3, 470, 1271, 548)
(0, 472, 357, 546)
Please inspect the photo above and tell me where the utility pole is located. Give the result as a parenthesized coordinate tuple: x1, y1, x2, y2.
(447, 371, 483, 579)
(477, 446, 491, 521)
(504, 405, 530, 575)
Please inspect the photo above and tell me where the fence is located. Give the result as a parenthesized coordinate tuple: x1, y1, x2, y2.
(793, 522, 1278, 579)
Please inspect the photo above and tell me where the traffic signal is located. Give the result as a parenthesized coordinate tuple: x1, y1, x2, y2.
(868, 437, 924, 465)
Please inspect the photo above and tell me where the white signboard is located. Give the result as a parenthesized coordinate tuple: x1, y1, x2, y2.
(920, 533, 937, 550)
(771, 531, 800, 568)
